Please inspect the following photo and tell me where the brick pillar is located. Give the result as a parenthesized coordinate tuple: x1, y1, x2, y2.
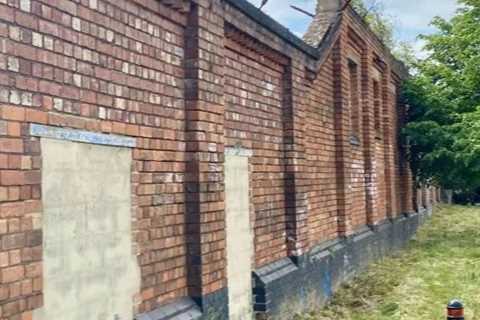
(361, 48, 379, 226)
(381, 66, 395, 218)
(284, 60, 309, 258)
(184, 0, 226, 307)
(333, 29, 354, 236)
(421, 185, 427, 209)
(416, 187, 422, 211)
(404, 163, 415, 213)
(412, 182, 418, 211)
(391, 83, 402, 216)
(425, 186, 431, 209)
(398, 101, 415, 214)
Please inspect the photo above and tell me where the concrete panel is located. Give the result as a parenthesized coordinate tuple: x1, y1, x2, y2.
(225, 155, 253, 320)
(35, 139, 140, 320)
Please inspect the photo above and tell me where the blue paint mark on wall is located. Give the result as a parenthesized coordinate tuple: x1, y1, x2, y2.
(30, 124, 136, 148)
(322, 269, 333, 298)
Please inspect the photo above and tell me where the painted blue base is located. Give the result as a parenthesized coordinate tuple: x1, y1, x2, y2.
(134, 208, 431, 320)
(253, 209, 430, 319)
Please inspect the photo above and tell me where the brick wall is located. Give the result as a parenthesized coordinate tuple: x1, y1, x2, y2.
(0, 0, 192, 317)
(0, 0, 424, 318)
(224, 39, 288, 267)
(305, 55, 339, 245)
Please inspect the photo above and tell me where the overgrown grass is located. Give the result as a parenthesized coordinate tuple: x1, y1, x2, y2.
(295, 205, 480, 320)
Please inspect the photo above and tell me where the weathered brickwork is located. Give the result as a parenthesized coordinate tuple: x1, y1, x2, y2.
(224, 39, 288, 267)
(0, 0, 439, 319)
(305, 55, 339, 245)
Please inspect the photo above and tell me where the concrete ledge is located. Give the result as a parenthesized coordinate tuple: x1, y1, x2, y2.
(30, 124, 136, 148)
(136, 289, 229, 320)
(225, 146, 253, 157)
(135, 298, 201, 320)
(253, 209, 430, 319)
(224, 0, 319, 59)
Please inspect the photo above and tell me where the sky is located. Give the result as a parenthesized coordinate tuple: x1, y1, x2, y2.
(247, 0, 459, 57)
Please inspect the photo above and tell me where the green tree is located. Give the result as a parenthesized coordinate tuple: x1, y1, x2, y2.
(392, 41, 418, 68)
(351, 0, 395, 48)
(350, 1, 418, 65)
(403, 0, 480, 199)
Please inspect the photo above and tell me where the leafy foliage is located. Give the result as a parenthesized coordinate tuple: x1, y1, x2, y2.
(403, 0, 480, 196)
(350, 0, 395, 48)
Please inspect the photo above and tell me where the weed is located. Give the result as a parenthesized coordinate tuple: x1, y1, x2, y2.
(294, 205, 480, 320)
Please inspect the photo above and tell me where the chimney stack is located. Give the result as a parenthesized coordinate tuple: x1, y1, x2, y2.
(304, 0, 345, 47)
(316, 0, 344, 16)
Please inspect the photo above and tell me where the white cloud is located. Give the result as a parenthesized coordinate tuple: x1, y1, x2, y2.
(383, 0, 458, 39)
(246, 0, 459, 57)
(410, 39, 430, 59)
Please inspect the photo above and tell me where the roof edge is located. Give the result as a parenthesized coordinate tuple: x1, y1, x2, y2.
(224, 0, 320, 59)
(315, 13, 343, 69)
(346, 6, 409, 78)
(222, 0, 408, 78)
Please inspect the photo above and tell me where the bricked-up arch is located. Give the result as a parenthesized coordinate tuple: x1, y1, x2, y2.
(224, 25, 288, 267)
(223, 23, 310, 263)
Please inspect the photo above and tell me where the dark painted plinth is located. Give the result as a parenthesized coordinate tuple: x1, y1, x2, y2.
(135, 289, 229, 320)
(253, 209, 430, 319)
(135, 208, 431, 320)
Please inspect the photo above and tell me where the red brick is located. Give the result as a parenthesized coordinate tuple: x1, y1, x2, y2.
(0, 202, 25, 218)
(0, 155, 7, 168)
(9, 281, 21, 298)
(15, 11, 38, 30)
(0, 187, 7, 202)
(0, 284, 8, 301)
(15, 76, 38, 92)
(21, 280, 33, 296)
(23, 171, 40, 185)
(22, 310, 33, 320)
(1, 265, 25, 283)
(7, 122, 21, 136)
(0, 106, 25, 121)
(2, 300, 21, 317)
(8, 186, 20, 201)
(13, 43, 37, 61)
(32, 276, 42, 292)
(25, 110, 47, 124)
(0, 171, 24, 186)
(0, 251, 8, 267)
(0, 5, 14, 23)
(7, 154, 22, 169)
(0, 139, 23, 153)
(24, 262, 41, 278)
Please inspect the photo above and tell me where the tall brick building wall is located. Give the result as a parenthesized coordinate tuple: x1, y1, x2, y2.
(0, 0, 438, 319)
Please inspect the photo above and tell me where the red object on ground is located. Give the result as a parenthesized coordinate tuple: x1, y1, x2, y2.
(447, 299, 465, 320)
